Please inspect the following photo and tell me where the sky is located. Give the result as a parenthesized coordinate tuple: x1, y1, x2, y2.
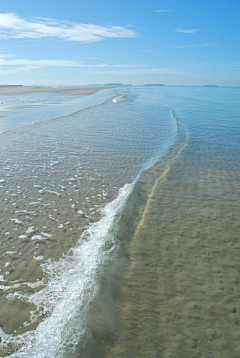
(0, 0, 239, 86)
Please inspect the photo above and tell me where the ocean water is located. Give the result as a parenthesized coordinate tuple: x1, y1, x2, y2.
(0, 86, 239, 357)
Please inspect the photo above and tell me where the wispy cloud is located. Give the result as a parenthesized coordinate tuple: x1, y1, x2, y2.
(0, 66, 37, 75)
(0, 53, 180, 77)
(0, 13, 137, 42)
(0, 58, 83, 67)
(231, 62, 240, 66)
(0, 54, 149, 75)
(176, 28, 199, 34)
(175, 43, 213, 49)
(0, 55, 146, 69)
(0, 53, 15, 58)
(155, 10, 171, 13)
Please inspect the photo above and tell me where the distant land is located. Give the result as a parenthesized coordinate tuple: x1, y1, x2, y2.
(144, 84, 165, 86)
(104, 83, 134, 87)
(104, 83, 123, 86)
(0, 85, 23, 87)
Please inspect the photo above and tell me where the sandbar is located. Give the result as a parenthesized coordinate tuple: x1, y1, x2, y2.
(0, 85, 114, 95)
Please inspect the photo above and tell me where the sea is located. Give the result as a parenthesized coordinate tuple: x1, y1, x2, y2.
(0, 85, 239, 358)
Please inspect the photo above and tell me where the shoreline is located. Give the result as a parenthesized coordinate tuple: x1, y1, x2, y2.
(0, 86, 116, 134)
(0, 85, 114, 95)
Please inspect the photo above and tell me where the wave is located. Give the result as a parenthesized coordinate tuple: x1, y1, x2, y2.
(0, 183, 132, 358)
(112, 92, 128, 103)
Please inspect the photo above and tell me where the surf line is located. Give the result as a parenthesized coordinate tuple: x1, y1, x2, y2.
(132, 110, 189, 242)
(107, 111, 190, 357)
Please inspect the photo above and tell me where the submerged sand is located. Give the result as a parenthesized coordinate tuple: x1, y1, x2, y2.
(79, 117, 240, 358)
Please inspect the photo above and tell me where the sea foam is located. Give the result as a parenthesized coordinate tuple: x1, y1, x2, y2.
(112, 92, 127, 103)
(1, 183, 131, 358)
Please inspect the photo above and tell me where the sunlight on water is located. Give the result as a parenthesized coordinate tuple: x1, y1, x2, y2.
(0, 86, 239, 357)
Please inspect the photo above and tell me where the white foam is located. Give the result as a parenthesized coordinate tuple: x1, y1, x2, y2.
(11, 218, 23, 224)
(112, 94, 126, 103)
(31, 235, 48, 241)
(19, 235, 27, 239)
(41, 232, 52, 238)
(33, 256, 44, 261)
(26, 226, 35, 233)
(2, 183, 131, 357)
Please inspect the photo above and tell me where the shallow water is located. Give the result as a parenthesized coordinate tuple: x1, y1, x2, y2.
(76, 87, 240, 358)
(0, 86, 239, 357)
(0, 87, 175, 356)
(0, 89, 113, 134)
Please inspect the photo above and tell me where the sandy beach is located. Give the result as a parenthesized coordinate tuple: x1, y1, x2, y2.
(0, 85, 114, 96)
(0, 85, 115, 134)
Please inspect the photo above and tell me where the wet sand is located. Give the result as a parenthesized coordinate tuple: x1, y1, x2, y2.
(0, 85, 114, 96)
(0, 85, 116, 134)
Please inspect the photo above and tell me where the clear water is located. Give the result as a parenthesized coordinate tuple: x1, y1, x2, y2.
(0, 86, 239, 357)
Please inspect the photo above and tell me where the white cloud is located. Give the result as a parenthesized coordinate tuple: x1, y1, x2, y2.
(0, 55, 146, 69)
(0, 53, 15, 58)
(0, 53, 178, 77)
(231, 62, 240, 66)
(176, 28, 198, 34)
(0, 13, 137, 42)
(0, 54, 149, 75)
(155, 10, 170, 13)
(0, 66, 37, 75)
(0, 58, 83, 67)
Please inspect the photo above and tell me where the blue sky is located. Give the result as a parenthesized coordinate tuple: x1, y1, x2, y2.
(0, 0, 239, 86)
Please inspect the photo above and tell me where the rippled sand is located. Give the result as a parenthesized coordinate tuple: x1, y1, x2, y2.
(82, 113, 240, 358)
(112, 164, 239, 357)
